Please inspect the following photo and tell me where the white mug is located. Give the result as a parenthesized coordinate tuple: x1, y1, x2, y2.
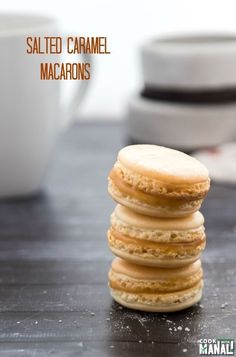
(0, 14, 90, 198)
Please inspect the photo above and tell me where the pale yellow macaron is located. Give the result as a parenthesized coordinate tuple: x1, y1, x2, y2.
(109, 257, 203, 312)
(108, 145, 210, 217)
(108, 204, 206, 268)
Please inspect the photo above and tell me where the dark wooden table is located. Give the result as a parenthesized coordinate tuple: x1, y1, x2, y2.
(0, 122, 235, 356)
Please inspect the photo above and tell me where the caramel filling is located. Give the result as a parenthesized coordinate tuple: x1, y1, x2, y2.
(108, 229, 206, 254)
(109, 168, 201, 207)
(110, 280, 203, 305)
(110, 212, 205, 243)
(109, 269, 203, 294)
(115, 161, 209, 199)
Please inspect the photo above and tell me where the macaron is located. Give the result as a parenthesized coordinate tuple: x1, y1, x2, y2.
(109, 257, 203, 312)
(108, 145, 210, 217)
(108, 204, 206, 267)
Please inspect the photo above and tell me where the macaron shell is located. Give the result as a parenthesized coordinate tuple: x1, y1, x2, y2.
(111, 257, 202, 280)
(118, 145, 209, 184)
(111, 205, 205, 244)
(109, 258, 203, 292)
(114, 204, 204, 231)
(110, 281, 203, 312)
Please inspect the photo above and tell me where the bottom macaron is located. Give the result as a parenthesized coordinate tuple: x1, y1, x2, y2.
(108, 258, 203, 312)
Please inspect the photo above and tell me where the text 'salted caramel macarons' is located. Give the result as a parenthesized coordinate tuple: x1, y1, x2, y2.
(108, 145, 210, 217)
(108, 204, 206, 268)
(109, 258, 203, 312)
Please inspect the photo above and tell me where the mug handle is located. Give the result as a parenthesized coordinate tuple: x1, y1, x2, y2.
(61, 38, 93, 127)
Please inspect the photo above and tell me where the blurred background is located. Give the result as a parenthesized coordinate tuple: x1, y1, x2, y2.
(1, 0, 236, 188)
(2, 0, 236, 120)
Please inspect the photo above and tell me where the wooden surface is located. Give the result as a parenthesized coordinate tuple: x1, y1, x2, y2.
(0, 122, 235, 356)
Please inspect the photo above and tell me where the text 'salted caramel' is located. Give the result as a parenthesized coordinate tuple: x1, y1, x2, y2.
(26, 36, 111, 80)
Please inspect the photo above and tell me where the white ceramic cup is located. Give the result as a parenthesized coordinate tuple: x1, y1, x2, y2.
(0, 14, 91, 198)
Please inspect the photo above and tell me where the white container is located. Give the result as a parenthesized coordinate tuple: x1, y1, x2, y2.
(128, 35, 236, 149)
(128, 95, 236, 150)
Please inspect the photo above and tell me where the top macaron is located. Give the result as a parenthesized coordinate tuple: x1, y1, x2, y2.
(108, 145, 210, 217)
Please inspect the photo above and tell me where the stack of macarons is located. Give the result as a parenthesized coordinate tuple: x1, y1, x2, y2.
(107, 144, 210, 312)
